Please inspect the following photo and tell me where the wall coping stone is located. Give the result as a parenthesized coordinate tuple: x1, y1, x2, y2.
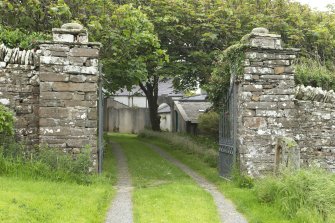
(39, 41, 102, 47)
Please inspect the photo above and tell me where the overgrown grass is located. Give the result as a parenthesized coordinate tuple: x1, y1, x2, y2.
(255, 169, 335, 223)
(139, 130, 335, 223)
(109, 133, 221, 223)
(0, 135, 104, 184)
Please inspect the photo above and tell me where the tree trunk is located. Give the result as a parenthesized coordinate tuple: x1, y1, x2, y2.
(139, 78, 161, 131)
(147, 95, 160, 131)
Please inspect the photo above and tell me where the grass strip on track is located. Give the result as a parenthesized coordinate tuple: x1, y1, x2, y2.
(109, 133, 221, 223)
(140, 136, 293, 223)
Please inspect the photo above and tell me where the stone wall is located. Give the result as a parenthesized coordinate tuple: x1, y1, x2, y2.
(294, 86, 335, 172)
(232, 28, 335, 176)
(0, 63, 39, 144)
(0, 23, 100, 171)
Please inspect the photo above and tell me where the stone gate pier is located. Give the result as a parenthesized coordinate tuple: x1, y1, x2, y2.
(222, 28, 335, 177)
(0, 23, 101, 171)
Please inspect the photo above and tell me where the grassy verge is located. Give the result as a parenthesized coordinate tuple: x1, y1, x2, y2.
(139, 131, 335, 223)
(0, 138, 117, 223)
(109, 133, 221, 223)
(0, 177, 112, 223)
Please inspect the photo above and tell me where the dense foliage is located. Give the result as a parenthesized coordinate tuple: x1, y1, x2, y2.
(198, 111, 220, 138)
(0, 25, 50, 49)
(2, 0, 335, 127)
(295, 58, 335, 91)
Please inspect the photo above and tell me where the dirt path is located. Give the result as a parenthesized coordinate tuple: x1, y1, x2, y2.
(146, 143, 248, 223)
(105, 141, 133, 223)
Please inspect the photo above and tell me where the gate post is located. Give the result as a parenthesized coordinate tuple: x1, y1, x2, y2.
(39, 23, 101, 172)
(236, 28, 298, 176)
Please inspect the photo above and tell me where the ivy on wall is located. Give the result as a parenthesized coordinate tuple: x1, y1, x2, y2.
(205, 36, 248, 110)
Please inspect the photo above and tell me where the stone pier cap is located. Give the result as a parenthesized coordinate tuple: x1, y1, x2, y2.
(51, 23, 100, 45)
(245, 27, 300, 52)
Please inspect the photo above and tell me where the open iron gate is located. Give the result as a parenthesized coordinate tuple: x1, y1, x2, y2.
(219, 76, 237, 178)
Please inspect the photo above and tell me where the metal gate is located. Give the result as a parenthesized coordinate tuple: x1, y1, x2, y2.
(219, 75, 237, 178)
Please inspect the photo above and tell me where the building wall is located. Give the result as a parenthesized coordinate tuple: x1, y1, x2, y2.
(107, 107, 150, 133)
(160, 113, 171, 131)
(113, 96, 147, 108)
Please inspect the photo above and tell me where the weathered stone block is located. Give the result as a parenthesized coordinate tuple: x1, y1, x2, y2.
(40, 82, 53, 92)
(39, 99, 65, 107)
(40, 127, 71, 136)
(53, 33, 75, 42)
(244, 67, 274, 74)
(243, 84, 263, 92)
(260, 95, 292, 102)
(68, 56, 87, 65)
(243, 117, 267, 129)
(0, 62, 6, 68)
(70, 75, 87, 83)
(40, 56, 70, 65)
(260, 75, 291, 80)
(274, 67, 285, 75)
(245, 52, 275, 60)
(88, 108, 97, 120)
(244, 102, 278, 109)
(39, 118, 59, 127)
(39, 72, 69, 82)
(85, 93, 98, 101)
(278, 102, 295, 109)
(69, 48, 99, 57)
(39, 107, 70, 118)
(256, 110, 284, 117)
(263, 60, 290, 66)
(52, 82, 97, 92)
(40, 92, 73, 100)
(63, 65, 98, 75)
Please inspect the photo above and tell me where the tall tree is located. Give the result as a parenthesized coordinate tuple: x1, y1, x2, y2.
(98, 4, 168, 131)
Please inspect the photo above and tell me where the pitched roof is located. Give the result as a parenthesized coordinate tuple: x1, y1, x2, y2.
(174, 100, 211, 123)
(158, 103, 171, 114)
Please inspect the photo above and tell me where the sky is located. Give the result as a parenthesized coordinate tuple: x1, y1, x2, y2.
(294, 0, 335, 11)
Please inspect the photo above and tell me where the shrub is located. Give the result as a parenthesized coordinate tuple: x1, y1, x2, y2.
(0, 104, 14, 136)
(0, 25, 50, 49)
(231, 166, 254, 189)
(198, 111, 219, 139)
(254, 169, 335, 221)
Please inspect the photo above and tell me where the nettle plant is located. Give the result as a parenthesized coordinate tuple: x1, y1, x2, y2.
(0, 104, 14, 136)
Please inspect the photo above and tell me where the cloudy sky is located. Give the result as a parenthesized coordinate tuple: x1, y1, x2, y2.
(294, 0, 335, 11)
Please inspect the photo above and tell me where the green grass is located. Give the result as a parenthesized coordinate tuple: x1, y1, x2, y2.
(0, 138, 117, 223)
(139, 135, 294, 223)
(109, 133, 221, 223)
(0, 178, 112, 223)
